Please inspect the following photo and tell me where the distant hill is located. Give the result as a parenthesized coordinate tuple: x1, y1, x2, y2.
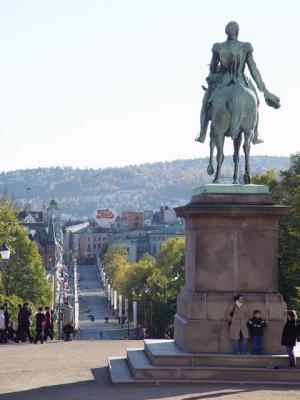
(0, 156, 290, 218)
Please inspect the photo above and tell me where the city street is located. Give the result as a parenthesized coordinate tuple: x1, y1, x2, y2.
(77, 264, 131, 340)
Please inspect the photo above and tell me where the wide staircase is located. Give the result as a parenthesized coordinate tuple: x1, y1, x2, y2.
(109, 339, 300, 386)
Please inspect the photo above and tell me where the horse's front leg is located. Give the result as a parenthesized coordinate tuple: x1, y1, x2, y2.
(243, 130, 253, 184)
(233, 133, 242, 184)
(213, 133, 225, 184)
(207, 128, 215, 176)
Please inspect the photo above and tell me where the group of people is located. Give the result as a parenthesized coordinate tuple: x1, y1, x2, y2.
(0, 301, 75, 344)
(228, 294, 299, 369)
(0, 302, 55, 344)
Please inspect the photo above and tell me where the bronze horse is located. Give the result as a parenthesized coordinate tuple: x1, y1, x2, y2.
(206, 83, 258, 184)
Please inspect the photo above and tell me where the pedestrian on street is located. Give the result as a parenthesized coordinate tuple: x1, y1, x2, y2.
(281, 310, 299, 370)
(43, 306, 54, 341)
(3, 303, 10, 333)
(7, 323, 16, 341)
(15, 304, 23, 342)
(0, 306, 8, 344)
(34, 307, 45, 344)
(63, 302, 74, 341)
(17, 303, 33, 343)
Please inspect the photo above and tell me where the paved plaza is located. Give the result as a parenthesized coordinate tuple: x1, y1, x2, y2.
(0, 340, 300, 400)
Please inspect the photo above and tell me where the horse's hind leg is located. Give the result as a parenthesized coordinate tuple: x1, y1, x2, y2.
(213, 133, 225, 183)
(233, 133, 242, 184)
(207, 129, 215, 175)
(243, 130, 253, 184)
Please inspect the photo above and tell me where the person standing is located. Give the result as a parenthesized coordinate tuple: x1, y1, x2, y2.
(248, 309, 266, 354)
(3, 303, 10, 333)
(281, 310, 299, 370)
(43, 307, 54, 341)
(15, 304, 23, 342)
(0, 306, 8, 343)
(7, 323, 16, 342)
(34, 308, 45, 344)
(63, 302, 74, 341)
(227, 294, 249, 355)
(18, 303, 33, 343)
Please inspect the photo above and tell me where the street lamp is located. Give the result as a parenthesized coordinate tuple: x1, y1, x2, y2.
(0, 242, 11, 270)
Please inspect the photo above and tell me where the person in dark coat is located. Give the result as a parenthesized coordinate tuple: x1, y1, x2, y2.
(0, 306, 8, 343)
(34, 308, 45, 344)
(17, 303, 33, 343)
(3, 303, 10, 332)
(281, 310, 299, 369)
(43, 306, 54, 341)
(7, 323, 16, 341)
(247, 309, 266, 354)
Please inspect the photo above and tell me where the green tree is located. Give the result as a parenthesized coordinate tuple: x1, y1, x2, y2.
(277, 154, 300, 309)
(253, 154, 300, 310)
(0, 199, 51, 307)
(103, 245, 129, 289)
(251, 169, 281, 202)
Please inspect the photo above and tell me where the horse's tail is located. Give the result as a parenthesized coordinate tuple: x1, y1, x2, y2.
(229, 86, 244, 140)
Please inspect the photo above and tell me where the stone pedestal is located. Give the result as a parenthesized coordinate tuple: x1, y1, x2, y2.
(108, 185, 296, 386)
(174, 184, 290, 354)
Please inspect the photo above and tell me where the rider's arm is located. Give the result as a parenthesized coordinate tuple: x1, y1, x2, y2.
(246, 42, 281, 108)
(246, 44, 266, 93)
(209, 43, 219, 73)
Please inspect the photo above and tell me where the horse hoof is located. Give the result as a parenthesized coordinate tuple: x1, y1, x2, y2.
(243, 174, 251, 184)
(207, 165, 214, 175)
(233, 180, 239, 185)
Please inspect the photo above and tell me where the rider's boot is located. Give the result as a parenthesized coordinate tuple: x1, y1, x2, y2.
(195, 128, 207, 143)
(252, 129, 264, 145)
(195, 105, 209, 143)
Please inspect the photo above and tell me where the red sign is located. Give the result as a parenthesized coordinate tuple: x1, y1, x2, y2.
(96, 209, 115, 220)
(94, 208, 117, 227)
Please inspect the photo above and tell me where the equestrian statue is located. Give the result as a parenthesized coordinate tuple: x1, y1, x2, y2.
(195, 21, 280, 184)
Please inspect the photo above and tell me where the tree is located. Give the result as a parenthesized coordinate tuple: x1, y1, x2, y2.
(277, 154, 300, 309)
(103, 245, 129, 289)
(0, 199, 51, 307)
(253, 154, 300, 310)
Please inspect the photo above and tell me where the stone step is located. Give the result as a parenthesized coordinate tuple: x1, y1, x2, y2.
(108, 355, 300, 386)
(126, 348, 300, 383)
(144, 339, 289, 368)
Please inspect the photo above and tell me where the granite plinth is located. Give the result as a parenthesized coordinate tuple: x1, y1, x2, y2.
(174, 188, 289, 354)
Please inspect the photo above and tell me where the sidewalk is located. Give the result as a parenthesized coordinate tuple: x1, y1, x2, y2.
(0, 341, 300, 400)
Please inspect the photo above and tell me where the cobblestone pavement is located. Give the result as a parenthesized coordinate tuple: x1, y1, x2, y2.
(0, 341, 300, 400)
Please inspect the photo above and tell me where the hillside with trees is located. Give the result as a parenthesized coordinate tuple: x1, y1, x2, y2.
(0, 156, 290, 218)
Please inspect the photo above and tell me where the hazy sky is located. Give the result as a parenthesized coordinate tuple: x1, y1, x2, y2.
(0, 0, 299, 171)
